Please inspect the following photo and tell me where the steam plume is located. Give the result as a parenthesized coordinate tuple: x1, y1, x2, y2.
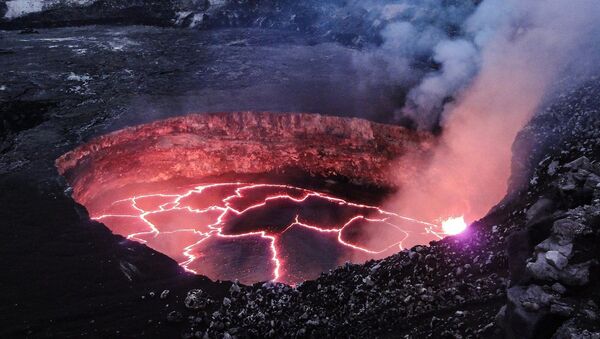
(383, 0, 600, 223)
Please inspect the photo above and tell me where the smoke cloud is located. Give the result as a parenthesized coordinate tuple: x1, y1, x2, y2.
(350, 0, 479, 127)
(377, 0, 600, 224)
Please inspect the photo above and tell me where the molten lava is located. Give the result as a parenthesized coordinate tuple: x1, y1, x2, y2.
(91, 182, 447, 285)
(441, 216, 468, 236)
(56, 112, 443, 285)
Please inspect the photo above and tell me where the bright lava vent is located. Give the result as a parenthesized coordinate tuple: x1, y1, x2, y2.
(441, 216, 468, 236)
(57, 112, 449, 285)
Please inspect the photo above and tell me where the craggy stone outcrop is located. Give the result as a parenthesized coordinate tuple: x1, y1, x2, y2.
(498, 157, 600, 338)
(56, 112, 435, 205)
(497, 78, 600, 338)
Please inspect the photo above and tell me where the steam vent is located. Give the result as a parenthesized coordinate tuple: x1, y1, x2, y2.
(56, 112, 437, 284)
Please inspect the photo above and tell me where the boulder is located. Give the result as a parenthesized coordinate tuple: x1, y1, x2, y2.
(526, 198, 555, 226)
(584, 174, 600, 192)
(564, 157, 594, 172)
(558, 174, 577, 193)
(545, 251, 568, 270)
(504, 285, 555, 339)
(185, 289, 212, 310)
(559, 261, 593, 286)
(535, 238, 573, 258)
(552, 219, 592, 240)
(527, 253, 560, 281)
(527, 253, 593, 286)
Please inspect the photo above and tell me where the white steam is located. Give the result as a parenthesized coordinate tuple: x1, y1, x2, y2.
(351, 0, 479, 126)
(381, 0, 600, 224)
(402, 38, 479, 129)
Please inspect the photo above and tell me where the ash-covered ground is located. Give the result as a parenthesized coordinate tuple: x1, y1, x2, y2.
(1, 3, 600, 339)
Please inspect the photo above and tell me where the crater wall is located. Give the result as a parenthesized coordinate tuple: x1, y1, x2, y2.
(56, 112, 435, 204)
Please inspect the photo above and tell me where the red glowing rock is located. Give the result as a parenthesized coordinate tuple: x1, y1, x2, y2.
(56, 112, 439, 285)
(56, 112, 435, 205)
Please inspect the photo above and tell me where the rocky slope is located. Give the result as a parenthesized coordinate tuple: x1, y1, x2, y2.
(147, 78, 600, 338)
(498, 156, 600, 338)
(496, 78, 600, 338)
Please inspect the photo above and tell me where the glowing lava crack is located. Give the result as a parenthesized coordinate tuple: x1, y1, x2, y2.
(55, 112, 447, 285)
(92, 183, 446, 285)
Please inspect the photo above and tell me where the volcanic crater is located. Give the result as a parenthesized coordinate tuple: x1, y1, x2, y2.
(56, 111, 439, 285)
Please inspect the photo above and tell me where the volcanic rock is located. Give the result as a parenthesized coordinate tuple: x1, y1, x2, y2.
(553, 320, 600, 339)
(505, 285, 554, 338)
(545, 250, 568, 269)
(552, 218, 592, 240)
(527, 253, 561, 281)
(550, 301, 575, 317)
(167, 310, 184, 323)
(500, 150, 600, 338)
(551, 283, 566, 294)
(559, 261, 593, 286)
(185, 289, 212, 310)
(56, 112, 434, 205)
(526, 197, 554, 226)
(535, 238, 573, 257)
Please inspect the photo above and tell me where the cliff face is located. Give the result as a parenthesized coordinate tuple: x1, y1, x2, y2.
(56, 112, 435, 205)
